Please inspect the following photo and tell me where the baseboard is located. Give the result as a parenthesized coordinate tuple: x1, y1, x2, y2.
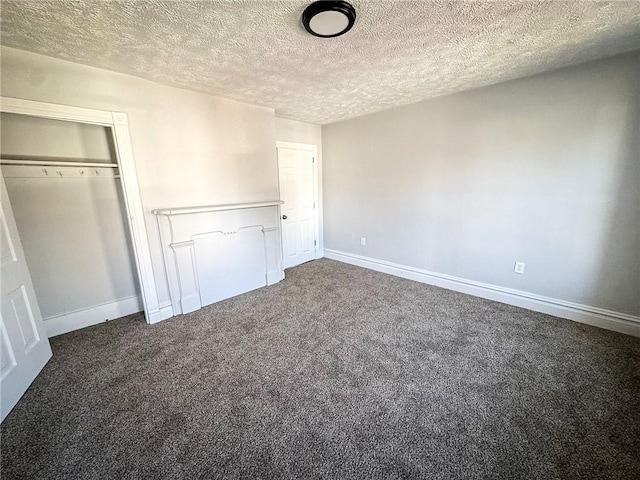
(315, 248, 324, 259)
(159, 303, 174, 320)
(44, 295, 143, 337)
(267, 269, 284, 285)
(324, 249, 640, 337)
(146, 302, 174, 324)
(180, 294, 202, 315)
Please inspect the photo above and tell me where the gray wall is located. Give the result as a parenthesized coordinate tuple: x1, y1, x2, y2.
(1, 113, 114, 162)
(322, 51, 640, 316)
(1, 46, 279, 308)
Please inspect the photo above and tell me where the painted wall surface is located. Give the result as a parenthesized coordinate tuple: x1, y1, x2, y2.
(1, 113, 114, 162)
(1, 46, 279, 308)
(323, 52, 640, 316)
(275, 117, 324, 251)
(1, 113, 139, 320)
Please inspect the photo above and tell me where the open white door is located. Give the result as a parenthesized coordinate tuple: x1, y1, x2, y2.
(1, 175, 52, 422)
(277, 143, 318, 269)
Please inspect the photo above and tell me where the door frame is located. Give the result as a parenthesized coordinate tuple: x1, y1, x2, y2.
(276, 141, 322, 262)
(0, 96, 162, 325)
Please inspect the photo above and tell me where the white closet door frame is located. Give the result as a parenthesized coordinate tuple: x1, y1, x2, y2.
(0, 97, 162, 324)
(276, 141, 321, 264)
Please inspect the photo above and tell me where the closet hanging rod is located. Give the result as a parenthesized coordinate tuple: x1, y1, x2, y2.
(0, 159, 118, 168)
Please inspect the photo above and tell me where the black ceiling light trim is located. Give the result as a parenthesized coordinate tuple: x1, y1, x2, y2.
(302, 1, 357, 38)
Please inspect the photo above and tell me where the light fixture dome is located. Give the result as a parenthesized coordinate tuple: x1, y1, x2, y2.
(302, 1, 356, 38)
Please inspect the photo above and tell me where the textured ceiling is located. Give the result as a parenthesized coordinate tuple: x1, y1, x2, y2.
(1, 1, 640, 124)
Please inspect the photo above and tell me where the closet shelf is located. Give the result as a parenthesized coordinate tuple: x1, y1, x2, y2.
(0, 159, 118, 168)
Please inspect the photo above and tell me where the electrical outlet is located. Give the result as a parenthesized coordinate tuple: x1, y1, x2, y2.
(514, 261, 525, 274)
(360, 237, 366, 246)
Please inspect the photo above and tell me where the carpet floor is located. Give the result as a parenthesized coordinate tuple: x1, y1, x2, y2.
(1, 259, 639, 479)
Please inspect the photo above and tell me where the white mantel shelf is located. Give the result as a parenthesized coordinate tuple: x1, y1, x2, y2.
(152, 200, 284, 216)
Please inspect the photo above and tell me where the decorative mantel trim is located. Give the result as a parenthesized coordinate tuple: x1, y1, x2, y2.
(152, 200, 284, 216)
(154, 201, 284, 316)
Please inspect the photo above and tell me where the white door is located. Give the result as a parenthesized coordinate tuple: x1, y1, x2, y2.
(1, 176, 52, 422)
(277, 144, 317, 269)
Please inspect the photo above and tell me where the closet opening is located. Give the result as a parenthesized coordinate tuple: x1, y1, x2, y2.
(1, 112, 143, 336)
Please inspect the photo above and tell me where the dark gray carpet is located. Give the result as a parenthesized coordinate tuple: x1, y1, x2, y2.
(1, 259, 639, 479)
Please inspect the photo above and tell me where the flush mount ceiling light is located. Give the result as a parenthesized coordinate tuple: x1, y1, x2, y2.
(302, 1, 356, 38)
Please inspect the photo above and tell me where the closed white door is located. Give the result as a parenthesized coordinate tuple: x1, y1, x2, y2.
(277, 144, 317, 269)
(1, 176, 52, 422)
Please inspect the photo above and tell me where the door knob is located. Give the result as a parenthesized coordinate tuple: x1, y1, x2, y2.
(281, 215, 288, 220)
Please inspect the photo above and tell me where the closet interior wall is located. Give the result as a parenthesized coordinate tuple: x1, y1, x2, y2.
(1, 113, 141, 336)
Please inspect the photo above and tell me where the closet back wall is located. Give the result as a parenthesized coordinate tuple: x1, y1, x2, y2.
(1, 46, 279, 312)
(1, 113, 114, 161)
(1, 114, 140, 323)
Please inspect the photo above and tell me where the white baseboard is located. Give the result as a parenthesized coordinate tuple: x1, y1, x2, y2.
(146, 302, 174, 324)
(324, 249, 640, 337)
(159, 303, 174, 321)
(44, 295, 143, 337)
(267, 269, 284, 285)
(180, 294, 202, 315)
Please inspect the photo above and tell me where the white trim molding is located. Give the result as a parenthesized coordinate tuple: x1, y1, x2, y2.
(145, 302, 175, 324)
(324, 249, 640, 337)
(44, 295, 143, 337)
(0, 96, 114, 125)
(152, 200, 284, 216)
